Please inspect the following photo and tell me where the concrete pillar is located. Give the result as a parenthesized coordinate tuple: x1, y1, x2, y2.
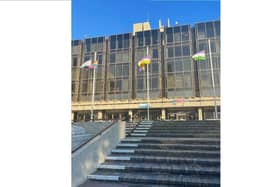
(71, 112, 74, 122)
(128, 110, 133, 122)
(198, 108, 203, 120)
(97, 111, 103, 120)
(119, 113, 122, 120)
(161, 109, 166, 120)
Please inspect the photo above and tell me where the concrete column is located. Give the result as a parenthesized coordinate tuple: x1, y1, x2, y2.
(97, 111, 103, 120)
(71, 112, 74, 122)
(128, 110, 133, 122)
(161, 109, 166, 120)
(198, 108, 203, 121)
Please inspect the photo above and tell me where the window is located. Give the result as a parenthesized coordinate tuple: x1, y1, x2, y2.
(72, 57, 78, 67)
(144, 31, 150, 46)
(167, 61, 174, 72)
(97, 55, 102, 64)
(122, 79, 129, 90)
(123, 34, 129, 48)
(152, 49, 158, 58)
(116, 64, 122, 77)
(116, 80, 122, 91)
(137, 78, 144, 89)
(85, 39, 91, 52)
(167, 47, 174, 58)
(175, 60, 183, 72)
(110, 36, 116, 49)
(167, 75, 175, 88)
(198, 41, 207, 52)
(122, 51, 129, 62)
(110, 80, 115, 91)
(197, 23, 206, 39)
(206, 22, 214, 37)
(152, 30, 158, 44)
(174, 26, 181, 42)
(183, 58, 191, 71)
(181, 26, 189, 41)
(175, 75, 184, 88)
(117, 35, 123, 49)
(184, 73, 192, 88)
(152, 77, 158, 89)
(109, 64, 115, 78)
(210, 40, 216, 53)
(72, 40, 80, 46)
(110, 53, 115, 63)
(182, 45, 190, 56)
(137, 32, 143, 47)
(166, 28, 173, 43)
(122, 64, 129, 76)
(82, 81, 88, 92)
(152, 63, 158, 73)
(175, 46, 182, 57)
(72, 82, 75, 93)
(214, 21, 220, 36)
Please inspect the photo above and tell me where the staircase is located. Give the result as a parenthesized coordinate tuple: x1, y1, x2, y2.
(83, 120, 220, 187)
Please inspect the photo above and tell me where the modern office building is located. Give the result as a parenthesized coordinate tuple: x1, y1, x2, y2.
(71, 20, 220, 122)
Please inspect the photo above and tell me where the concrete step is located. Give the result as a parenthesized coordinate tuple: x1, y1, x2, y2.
(105, 155, 220, 167)
(117, 143, 220, 151)
(89, 172, 220, 186)
(145, 133, 220, 138)
(111, 148, 220, 158)
(97, 163, 220, 177)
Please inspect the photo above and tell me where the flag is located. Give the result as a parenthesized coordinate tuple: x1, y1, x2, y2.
(80, 59, 98, 69)
(192, 50, 206, 61)
(138, 56, 151, 71)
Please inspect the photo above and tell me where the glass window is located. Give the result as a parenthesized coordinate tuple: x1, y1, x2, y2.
(110, 80, 115, 91)
(116, 64, 122, 76)
(85, 39, 91, 52)
(184, 73, 192, 88)
(72, 82, 75, 93)
(97, 55, 102, 64)
(117, 35, 123, 49)
(152, 30, 158, 44)
(210, 40, 216, 53)
(175, 46, 182, 57)
(72, 40, 80, 46)
(110, 36, 116, 49)
(122, 64, 129, 76)
(198, 41, 207, 52)
(174, 26, 181, 42)
(144, 31, 150, 46)
(175, 75, 184, 88)
(122, 51, 129, 62)
(175, 60, 183, 72)
(110, 53, 115, 63)
(109, 64, 115, 78)
(98, 37, 104, 44)
(214, 21, 220, 36)
(181, 26, 189, 41)
(123, 34, 129, 48)
(72, 57, 78, 67)
(206, 22, 214, 37)
(152, 63, 158, 73)
(183, 58, 191, 71)
(152, 77, 158, 89)
(82, 81, 88, 92)
(167, 75, 175, 88)
(137, 78, 144, 89)
(166, 28, 173, 43)
(167, 61, 174, 72)
(137, 32, 143, 47)
(168, 47, 174, 58)
(122, 79, 128, 90)
(152, 49, 158, 58)
(116, 80, 122, 91)
(197, 23, 206, 39)
(182, 45, 190, 56)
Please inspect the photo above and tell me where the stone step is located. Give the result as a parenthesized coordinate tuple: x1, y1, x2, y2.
(111, 148, 220, 158)
(145, 133, 220, 138)
(117, 143, 219, 151)
(89, 172, 220, 186)
(130, 133, 147, 137)
(96, 163, 220, 177)
(105, 155, 220, 167)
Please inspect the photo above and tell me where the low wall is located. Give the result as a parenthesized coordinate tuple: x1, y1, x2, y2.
(72, 121, 125, 187)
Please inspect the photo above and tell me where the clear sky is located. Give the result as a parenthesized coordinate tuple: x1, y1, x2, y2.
(72, 0, 220, 40)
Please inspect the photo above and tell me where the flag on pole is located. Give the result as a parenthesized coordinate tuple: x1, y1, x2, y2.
(80, 59, 98, 69)
(138, 56, 151, 71)
(192, 50, 206, 61)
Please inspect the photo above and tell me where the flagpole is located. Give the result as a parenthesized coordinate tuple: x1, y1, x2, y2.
(90, 51, 97, 122)
(146, 46, 150, 121)
(208, 39, 218, 119)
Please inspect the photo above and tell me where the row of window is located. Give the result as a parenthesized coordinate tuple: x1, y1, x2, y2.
(196, 21, 220, 40)
(110, 34, 130, 50)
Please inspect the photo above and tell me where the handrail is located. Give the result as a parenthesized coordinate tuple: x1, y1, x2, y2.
(71, 121, 117, 154)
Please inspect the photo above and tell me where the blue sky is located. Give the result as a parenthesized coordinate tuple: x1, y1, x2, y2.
(72, 0, 220, 40)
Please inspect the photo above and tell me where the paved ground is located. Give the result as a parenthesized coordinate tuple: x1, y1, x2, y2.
(80, 181, 177, 187)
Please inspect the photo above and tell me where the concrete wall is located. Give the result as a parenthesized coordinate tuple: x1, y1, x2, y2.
(72, 121, 125, 187)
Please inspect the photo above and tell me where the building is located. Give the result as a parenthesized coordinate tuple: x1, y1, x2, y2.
(71, 20, 220, 122)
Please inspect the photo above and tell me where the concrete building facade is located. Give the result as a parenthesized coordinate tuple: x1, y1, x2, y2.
(71, 20, 220, 122)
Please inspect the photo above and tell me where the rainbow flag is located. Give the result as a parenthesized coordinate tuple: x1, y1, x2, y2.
(192, 50, 206, 61)
(80, 59, 98, 69)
